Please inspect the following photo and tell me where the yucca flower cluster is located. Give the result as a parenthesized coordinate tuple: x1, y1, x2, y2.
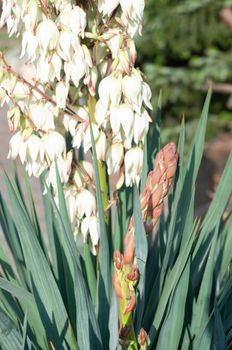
(0, 0, 152, 253)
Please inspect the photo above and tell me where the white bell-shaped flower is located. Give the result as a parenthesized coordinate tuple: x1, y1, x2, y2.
(98, 0, 120, 16)
(133, 110, 150, 144)
(20, 30, 38, 61)
(118, 103, 134, 142)
(19, 134, 44, 164)
(106, 142, 124, 175)
(55, 81, 69, 109)
(46, 152, 73, 188)
(142, 82, 153, 110)
(124, 146, 143, 186)
(99, 75, 122, 107)
(96, 131, 107, 162)
(76, 189, 96, 218)
(29, 103, 55, 132)
(43, 131, 66, 162)
(81, 215, 100, 255)
(95, 100, 108, 127)
(122, 74, 143, 112)
(8, 132, 23, 160)
(36, 19, 59, 53)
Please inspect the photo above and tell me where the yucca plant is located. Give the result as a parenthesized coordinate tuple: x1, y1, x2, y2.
(0, 90, 232, 350)
(0, 1, 232, 350)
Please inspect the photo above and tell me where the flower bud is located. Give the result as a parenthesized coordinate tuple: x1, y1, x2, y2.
(96, 131, 107, 162)
(138, 328, 148, 349)
(113, 250, 124, 270)
(127, 265, 139, 282)
(123, 231, 134, 265)
(124, 292, 136, 314)
(113, 271, 123, 299)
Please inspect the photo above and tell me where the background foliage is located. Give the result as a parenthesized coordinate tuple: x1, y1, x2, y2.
(137, 0, 232, 139)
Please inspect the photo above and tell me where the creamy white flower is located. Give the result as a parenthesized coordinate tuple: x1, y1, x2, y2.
(110, 106, 121, 135)
(96, 131, 107, 161)
(81, 160, 94, 180)
(19, 134, 44, 164)
(106, 142, 124, 175)
(12, 81, 30, 100)
(20, 30, 38, 61)
(118, 103, 134, 143)
(133, 110, 150, 144)
(43, 131, 66, 162)
(95, 100, 108, 127)
(106, 28, 122, 58)
(65, 188, 78, 224)
(98, 0, 120, 16)
(81, 215, 99, 255)
(142, 82, 153, 110)
(30, 103, 55, 132)
(124, 146, 143, 186)
(122, 74, 143, 112)
(58, 5, 86, 37)
(36, 19, 59, 53)
(64, 51, 86, 87)
(46, 152, 73, 188)
(76, 189, 96, 218)
(98, 75, 122, 107)
(23, 0, 40, 31)
(73, 122, 99, 154)
(8, 131, 23, 160)
(56, 81, 69, 109)
(120, 0, 144, 20)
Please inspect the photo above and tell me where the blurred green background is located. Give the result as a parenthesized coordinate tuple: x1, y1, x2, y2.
(137, 0, 232, 141)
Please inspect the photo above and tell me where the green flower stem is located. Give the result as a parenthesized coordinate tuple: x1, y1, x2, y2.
(118, 265, 138, 350)
(88, 94, 109, 223)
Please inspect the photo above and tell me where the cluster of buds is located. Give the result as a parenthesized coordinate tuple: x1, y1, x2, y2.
(113, 248, 139, 345)
(0, 0, 151, 252)
(113, 143, 177, 346)
(128, 142, 179, 236)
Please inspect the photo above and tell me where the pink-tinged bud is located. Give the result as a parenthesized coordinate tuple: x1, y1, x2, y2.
(129, 40, 137, 65)
(7, 106, 20, 132)
(113, 271, 123, 299)
(119, 50, 130, 75)
(124, 292, 136, 314)
(123, 231, 134, 265)
(113, 250, 124, 270)
(138, 328, 148, 348)
(154, 142, 178, 185)
(127, 265, 139, 282)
